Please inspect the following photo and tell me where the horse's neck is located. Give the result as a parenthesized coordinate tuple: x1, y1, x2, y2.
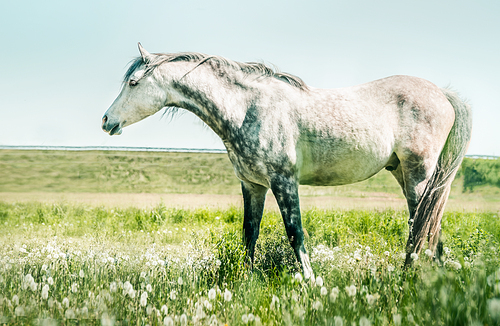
(170, 73, 248, 141)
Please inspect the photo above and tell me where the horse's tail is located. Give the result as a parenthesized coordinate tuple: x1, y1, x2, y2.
(406, 88, 472, 264)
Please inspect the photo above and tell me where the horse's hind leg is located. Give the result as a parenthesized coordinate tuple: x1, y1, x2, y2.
(269, 174, 314, 279)
(396, 153, 444, 266)
(241, 181, 268, 266)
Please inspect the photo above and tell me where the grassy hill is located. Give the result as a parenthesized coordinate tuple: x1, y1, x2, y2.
(0, 149, 498, 202)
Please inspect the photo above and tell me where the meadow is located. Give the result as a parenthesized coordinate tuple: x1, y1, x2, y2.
(0, 150, 499, 325)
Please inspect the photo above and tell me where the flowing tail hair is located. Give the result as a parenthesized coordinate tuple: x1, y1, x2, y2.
(405, 88, 472, 265)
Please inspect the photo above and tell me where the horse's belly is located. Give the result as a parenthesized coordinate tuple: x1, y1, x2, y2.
(297, 143, 392, 186)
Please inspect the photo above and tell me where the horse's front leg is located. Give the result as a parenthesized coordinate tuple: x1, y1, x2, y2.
(270, 174, 314, 279)
(241, 181, 268, 267)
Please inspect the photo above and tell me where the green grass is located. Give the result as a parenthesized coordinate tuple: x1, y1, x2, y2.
(1, 202, 500, 325)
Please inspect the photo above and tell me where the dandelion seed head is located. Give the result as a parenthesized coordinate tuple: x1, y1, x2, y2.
(146, 284, 152, 292)
(242, 314, 249, 324)
(140, 292, 148, 306)
(294, 273, 303, 283)
(393, 314, 402, 326)
(334, 316, 343, 326)
(208, 288, 216, 300)
(312, 300, 323, 311)
(360, 316, 371, 326)
(62, 297, 69, 308)
(79, 270, 85, 278)
(345, 285, 357, 297)
(177, 276, 183, 285)
(330, 287, 340, 302)
(223, 288, 232, 302)
(163, 316, 174, 326)
(425, 249, 433, 257)
(315, 276, 324, 287)
(410, 253, 419, 261)
(320, 286, 328, 296)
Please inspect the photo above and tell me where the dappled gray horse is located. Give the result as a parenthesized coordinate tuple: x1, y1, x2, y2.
(102, 44, 472, 278)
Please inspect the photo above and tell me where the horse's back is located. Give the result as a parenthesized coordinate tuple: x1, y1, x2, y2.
(295, 75, 455, 186)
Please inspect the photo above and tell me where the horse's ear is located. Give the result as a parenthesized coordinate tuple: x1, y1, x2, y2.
(138, 43, 152, 63)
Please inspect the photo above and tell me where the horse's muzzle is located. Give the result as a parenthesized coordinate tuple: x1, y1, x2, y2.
(101, 115, 123, 136)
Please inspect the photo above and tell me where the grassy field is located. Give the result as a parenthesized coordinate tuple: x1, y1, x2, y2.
(0, 149, 499, 325)
(1, 203, 500, 325)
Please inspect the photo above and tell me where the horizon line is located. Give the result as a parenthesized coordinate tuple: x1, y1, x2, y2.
(0, 145, 497, 159)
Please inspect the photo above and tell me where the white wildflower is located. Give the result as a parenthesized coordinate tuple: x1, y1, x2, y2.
(241, 314, 249, 324)
(163, 316, 174, 326)
(14, 305, 25, 317)
(146, 305, 153, 315)
(345, 285, 357, 297)
(62, 297, 69, 308)
(140, 292, 148, 307)
(312, 300, 323, 311)
(384, 251, 390, 256)
(42, 284, 50, 300)
(359, 316, 371, 326)
(451, 261, 462, 270)
(330, 287, 340, 302)
(444, 247, 451, 255)
(79, 270, 85, 278)
(65, 309, 76, 319)
(393, 314, 402, 326)
(366, 293, 379, 305)
(294, 273, 303, 283)
(387, 265, 395, 272)
(488, 298, 500, 320)
(316, 276, 324, 287)
(169, 290, 177, 300)
(407, 313, 414, 323)
(71, 283, 78, 293)
(110, 282, 117, 293)
(208, 288, 216, 300)
(177, 276, 183, 285)
(425, 249, 433, 258)
(47, 277, 54, 285)
(270, 295, 279, 310)
(320, 286, 328, 296)
(180, 314, 188, 326)
(146, 284, 152, 292)
(224, 288, 232, 302)
(41, 264, 48, 271)
(248, 313, 255, 322)
(410, 253, 419, 261)
(140, 271, 146, 279)
(12, 295, 19, 306)
(161, 305, 168, 315)
(334, 316, 343, 326)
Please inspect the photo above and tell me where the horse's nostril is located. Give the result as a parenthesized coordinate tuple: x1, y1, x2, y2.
(102, 115, 108, 124)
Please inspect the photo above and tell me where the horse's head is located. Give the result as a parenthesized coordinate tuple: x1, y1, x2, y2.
(102, 43, 171, 135)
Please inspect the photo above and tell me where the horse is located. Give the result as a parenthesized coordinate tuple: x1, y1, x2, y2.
(102, 43, 472, 279)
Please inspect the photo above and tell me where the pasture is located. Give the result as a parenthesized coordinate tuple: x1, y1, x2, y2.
(0, 150, 499, 325)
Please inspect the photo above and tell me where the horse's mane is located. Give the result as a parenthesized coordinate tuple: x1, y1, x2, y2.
(124, 52, 308, 90)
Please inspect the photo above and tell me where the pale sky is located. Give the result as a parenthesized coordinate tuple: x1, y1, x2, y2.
(1, 0, 499, 155)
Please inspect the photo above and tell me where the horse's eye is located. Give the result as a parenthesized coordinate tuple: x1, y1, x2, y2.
(129, 80, 138, 87)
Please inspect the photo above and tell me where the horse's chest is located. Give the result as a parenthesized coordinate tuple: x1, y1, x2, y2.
(225, 147, 271, 188)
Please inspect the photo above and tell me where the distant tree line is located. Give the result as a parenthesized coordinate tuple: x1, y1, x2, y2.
(457, 157, 500, 192)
